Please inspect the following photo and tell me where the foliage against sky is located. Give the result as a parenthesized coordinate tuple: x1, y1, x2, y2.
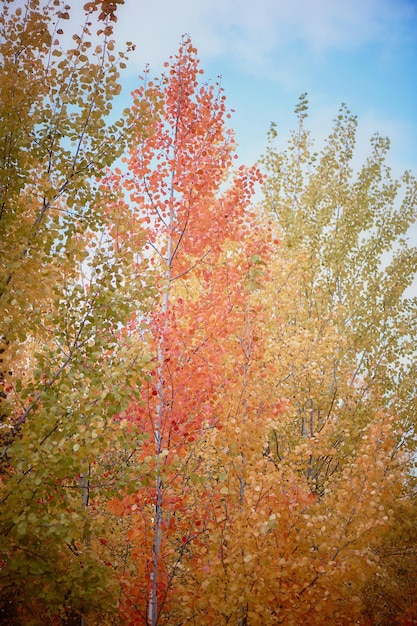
(0, 2, 416, 625)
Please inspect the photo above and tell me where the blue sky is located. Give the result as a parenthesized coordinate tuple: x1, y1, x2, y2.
(112, 0, 417, 176)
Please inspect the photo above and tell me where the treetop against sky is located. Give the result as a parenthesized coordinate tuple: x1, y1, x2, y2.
(0, 2, 416, 625)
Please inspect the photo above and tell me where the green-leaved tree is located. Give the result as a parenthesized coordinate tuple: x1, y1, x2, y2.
(0, 1, 152, 623)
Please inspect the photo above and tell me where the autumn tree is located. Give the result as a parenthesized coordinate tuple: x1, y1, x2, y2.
(257, 95, 417, 622)
(261, 95, 417, 467)
(103, 37, 287, 625)
(99, 50, 413, 626)
(361, 476, 417, 625)
(1, 4, 414, 622)
(0, 1, 151, 623)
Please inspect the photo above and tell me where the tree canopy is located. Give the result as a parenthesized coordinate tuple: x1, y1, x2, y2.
(0, 2, 416, 625)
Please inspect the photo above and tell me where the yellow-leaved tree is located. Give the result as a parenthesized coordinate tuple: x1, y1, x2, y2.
(0, 1, 152, 623)
(257, 94, 417, 624)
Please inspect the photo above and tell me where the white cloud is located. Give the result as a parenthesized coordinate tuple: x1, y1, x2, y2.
(7, 1, 414, 177)
(10, 0, 414, 88)
(112, 0, 415, 77)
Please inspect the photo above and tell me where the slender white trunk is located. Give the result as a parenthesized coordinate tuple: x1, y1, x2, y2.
(148, 171, 175, 626)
